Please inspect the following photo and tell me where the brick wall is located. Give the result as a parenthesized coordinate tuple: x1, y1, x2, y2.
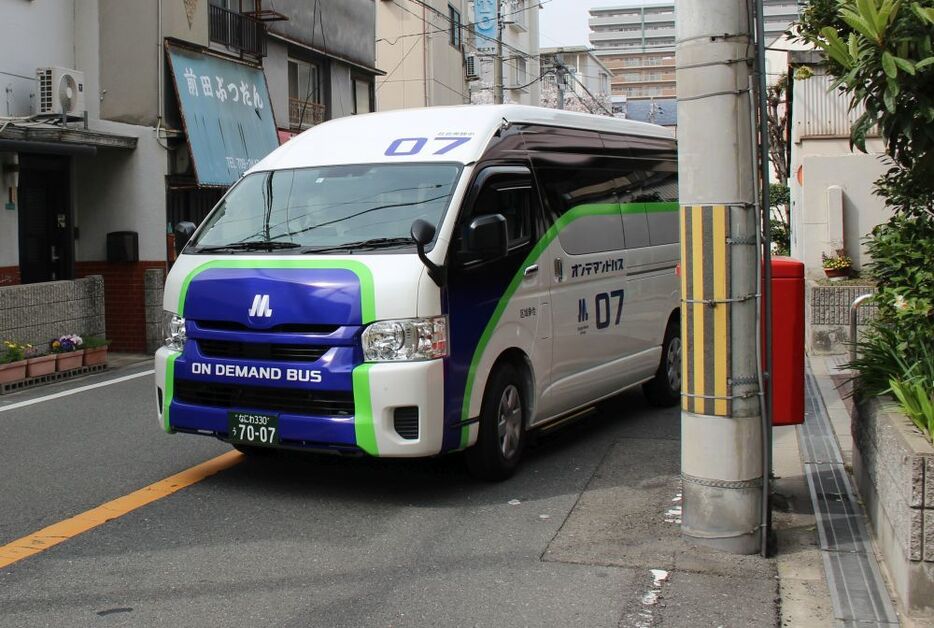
(75, 261, 166, 353)
(0, 266, 21, 287)
(0, 276, 105, 348)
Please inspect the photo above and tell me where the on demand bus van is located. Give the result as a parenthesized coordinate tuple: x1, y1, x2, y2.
(156, 104, 680, 480)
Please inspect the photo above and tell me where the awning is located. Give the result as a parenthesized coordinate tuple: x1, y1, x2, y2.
(167, 45, 279, 187)
(0, 122, 138, 155)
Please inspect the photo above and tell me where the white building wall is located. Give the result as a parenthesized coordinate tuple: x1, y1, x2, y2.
(73, 0, 167, 264)
(377, 0, 468, 110)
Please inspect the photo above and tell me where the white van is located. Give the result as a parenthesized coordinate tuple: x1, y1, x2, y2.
(156, 105, 680, 480)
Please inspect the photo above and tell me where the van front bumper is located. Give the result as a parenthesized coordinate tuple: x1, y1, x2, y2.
(155, 347, 445, 457)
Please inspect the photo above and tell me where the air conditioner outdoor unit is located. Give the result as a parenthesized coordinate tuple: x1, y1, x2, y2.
(36, 67, 86, 116)
(465, 55, 479, 81)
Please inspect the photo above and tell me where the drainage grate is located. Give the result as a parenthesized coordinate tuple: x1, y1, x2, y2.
(799, 370, 899, 626)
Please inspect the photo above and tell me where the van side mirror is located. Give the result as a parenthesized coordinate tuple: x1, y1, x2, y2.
(174, 221, 196, 255)
(410, 219, 445, 287)
(467, 214, 508, 261)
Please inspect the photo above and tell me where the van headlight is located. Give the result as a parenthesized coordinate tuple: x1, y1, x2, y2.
(362, 316, 448, 362)
(163, 311, 187, 351)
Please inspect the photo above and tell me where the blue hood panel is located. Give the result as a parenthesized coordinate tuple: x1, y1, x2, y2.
(183, 267, 364, 328)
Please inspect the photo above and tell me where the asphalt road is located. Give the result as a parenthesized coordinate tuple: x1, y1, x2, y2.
(0, 364, 777, 627)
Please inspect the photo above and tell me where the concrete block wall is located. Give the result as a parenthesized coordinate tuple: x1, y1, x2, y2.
(0, 276, 106, 348)
(144, 268, 165, 354)
(854, 397, 934, 617)
(806, 283, 877, 354)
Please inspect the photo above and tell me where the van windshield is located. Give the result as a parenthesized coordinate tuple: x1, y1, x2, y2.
(188, 163, 462, 254)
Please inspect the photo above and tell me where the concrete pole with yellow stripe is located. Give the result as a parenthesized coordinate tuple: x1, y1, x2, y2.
(675, 0, 763, 554)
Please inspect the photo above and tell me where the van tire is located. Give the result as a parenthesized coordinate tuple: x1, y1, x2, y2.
(643, 319, 682, 407)
(466, 363, 526, 481)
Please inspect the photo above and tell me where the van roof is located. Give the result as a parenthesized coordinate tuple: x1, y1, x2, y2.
(249, 104, 674, 173)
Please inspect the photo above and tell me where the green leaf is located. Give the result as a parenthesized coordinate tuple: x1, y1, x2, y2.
(882, 50, 898, 77)
(913, 2, 934, 24)
(819, 27, 856, 67)
(858, 0, 882, 35)
(841, 9, 881, 42)
(892, 56, 916, 74)
(916, 57, 934, 70)
(878, 0, 901, 27)
(884, 87, 897, 112)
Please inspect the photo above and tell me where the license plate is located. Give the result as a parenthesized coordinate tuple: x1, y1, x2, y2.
(228, 411, 279, 447)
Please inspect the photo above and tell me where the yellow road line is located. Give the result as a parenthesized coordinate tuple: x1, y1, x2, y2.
(0, 451, 243, 569)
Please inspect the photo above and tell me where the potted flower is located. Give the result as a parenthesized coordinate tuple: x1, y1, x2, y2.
(0, 340, 28, 384)
(83, 336, 110, 366)
(50, 334, 84, 371)
(25, 344, 56, 378)
(822, 249, 853, 279)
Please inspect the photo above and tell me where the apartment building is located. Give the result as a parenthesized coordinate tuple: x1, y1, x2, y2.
(376, 0, 470, 109)
(0, 0, 378, 352)
(589, 1, 799, 101)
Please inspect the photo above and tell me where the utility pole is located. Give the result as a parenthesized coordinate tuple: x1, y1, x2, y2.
(555, 54, 566, 110)
(493, 0, 504, 104)
(676, 0, 764, 554)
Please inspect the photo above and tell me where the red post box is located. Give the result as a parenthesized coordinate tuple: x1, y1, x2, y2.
(768, 257, 805, 425)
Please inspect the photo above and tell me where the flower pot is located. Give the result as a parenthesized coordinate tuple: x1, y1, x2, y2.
(83, 346, 108, 366)
(55, 349, 85, 372)
(26, 354, 56, 378)
(0, 359, 27, 383)
(824, 267, 851, 280)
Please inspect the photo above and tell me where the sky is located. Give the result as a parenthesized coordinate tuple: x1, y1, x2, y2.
(538, 0, 668, 49)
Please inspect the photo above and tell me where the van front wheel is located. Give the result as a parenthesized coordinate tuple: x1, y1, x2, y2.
(466, 364, 526, 481)
(643, 319, 682, 407)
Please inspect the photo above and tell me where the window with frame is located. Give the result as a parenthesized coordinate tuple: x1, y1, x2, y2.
(462, 177, 533, 254)
(288, 58, 323, 129)
(352, 76, 373, 115)
(449, 5, 462, 48)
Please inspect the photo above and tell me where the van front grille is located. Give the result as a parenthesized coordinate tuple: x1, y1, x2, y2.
(174, 380, 354, 416)
(198, 339, 328, 362)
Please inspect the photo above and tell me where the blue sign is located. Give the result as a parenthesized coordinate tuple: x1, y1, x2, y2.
(474, 0, 497, 52)
(167, 47, 279, 187)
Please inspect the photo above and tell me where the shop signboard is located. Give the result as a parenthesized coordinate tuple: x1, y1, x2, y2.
(167, 46, 278, 187)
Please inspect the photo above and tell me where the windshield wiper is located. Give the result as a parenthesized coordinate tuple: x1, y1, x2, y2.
(195, 240, 302, 253)
(303, 237, 415, 254)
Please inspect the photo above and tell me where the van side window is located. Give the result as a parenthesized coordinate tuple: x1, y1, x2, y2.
(463, 179, 533, 251)
(536, 167, 624, 255)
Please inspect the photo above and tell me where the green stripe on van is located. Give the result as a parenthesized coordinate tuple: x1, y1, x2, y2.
(163, 352, 179, 433)
(457, 201, 678, 448)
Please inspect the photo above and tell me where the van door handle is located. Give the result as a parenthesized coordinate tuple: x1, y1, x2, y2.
(523, 264, 539, 277)
(554, 258, 564, 282)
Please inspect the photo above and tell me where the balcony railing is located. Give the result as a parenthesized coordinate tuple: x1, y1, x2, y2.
(209, 4, 266, 57)
(289, 97, 325, 130)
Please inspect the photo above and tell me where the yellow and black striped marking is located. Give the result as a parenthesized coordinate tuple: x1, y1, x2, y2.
(680, 204, 732, 417)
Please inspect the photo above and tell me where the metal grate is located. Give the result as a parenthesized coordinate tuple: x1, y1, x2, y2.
(799, 371, 899, 626)
(174, 380, 354, 416)
(393, 406, 419, 440)
(198, 339, 328, 362)
(208, 4, 267, 57)
(194, 320, 340, 334)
